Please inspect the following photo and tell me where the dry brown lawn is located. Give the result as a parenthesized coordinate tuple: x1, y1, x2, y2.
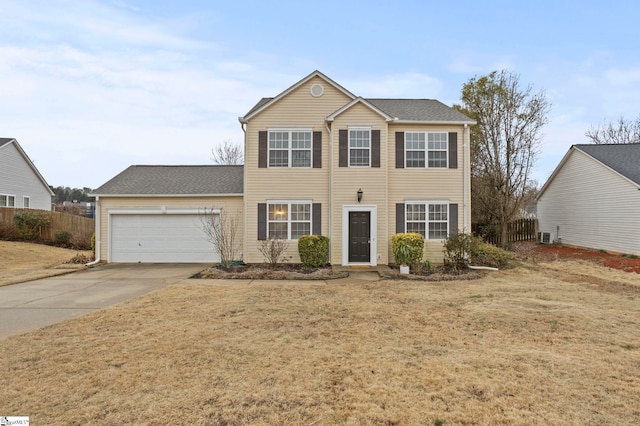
(0, 240, 92, 286)
(1, 260, 639, 425)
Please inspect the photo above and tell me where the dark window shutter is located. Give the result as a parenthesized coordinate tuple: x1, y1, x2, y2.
(339, 129, 348, 167)
(449, 203, 458, 235)
(257, 203, 267, 240)
(259, 131, 268, 168)
(312, 203, 321, 235)
(313, 131, 322, 168)
(396, 203, 405, 233)
(371, 130, 380, 167)
(395, 132, 404, 168)
(448, 132, 458, 169)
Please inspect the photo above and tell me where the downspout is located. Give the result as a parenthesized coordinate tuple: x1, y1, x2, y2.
(85, 195, 101, 266)
(325, 120, 333, 262)
(240, 120, 247, 262)
(463, 123, 469, 232)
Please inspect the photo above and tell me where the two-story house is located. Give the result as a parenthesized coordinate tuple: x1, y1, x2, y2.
(92, 71, 474, 265)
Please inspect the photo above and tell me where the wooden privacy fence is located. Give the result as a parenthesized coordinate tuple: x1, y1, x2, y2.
(0, 207, 95, 241)
(472, 218, 538, 246)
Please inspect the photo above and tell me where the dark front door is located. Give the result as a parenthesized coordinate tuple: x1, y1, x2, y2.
(349, 211, 370, 263)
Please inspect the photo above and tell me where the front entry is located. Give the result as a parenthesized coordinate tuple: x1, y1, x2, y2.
(348, 211, 370, 262)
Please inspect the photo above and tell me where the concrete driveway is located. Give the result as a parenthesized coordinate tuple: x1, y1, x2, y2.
(0, 263, 207, 339)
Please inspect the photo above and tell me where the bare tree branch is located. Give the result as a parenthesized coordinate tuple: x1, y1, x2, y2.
(585, 115, 640, 144)
(200, 208, 242, 268)
(211, 139, 244, 165)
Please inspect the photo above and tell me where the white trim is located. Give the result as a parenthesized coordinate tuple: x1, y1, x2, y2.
(347, 127, 372, 167)
(404, 201, 450, 241)
(0, 194, 16, 207)
(326, 97, 394, 122)
(392, 119, 476, 125)
(404, 131, 449, 169)
(23, 196, 30, 208)
(90, 193, 243, 198)
(265, 201, 313, 240)
(342, 205, 377, 266)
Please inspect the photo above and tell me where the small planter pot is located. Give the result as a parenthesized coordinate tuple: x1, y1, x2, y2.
(399, 265, 410, 275)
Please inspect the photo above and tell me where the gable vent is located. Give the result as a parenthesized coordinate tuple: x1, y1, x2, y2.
(310, 83, 324, 97)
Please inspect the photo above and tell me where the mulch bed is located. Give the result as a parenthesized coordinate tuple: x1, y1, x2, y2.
(513, 242, 640, 274)
(193, 264, 348, 280)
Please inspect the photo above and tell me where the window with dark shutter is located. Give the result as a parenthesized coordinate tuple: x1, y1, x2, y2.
(339, 129, 348, 167)
(313, 131, 322, 168)
(395, 132, 404, 168)
(448, 132, 458, 169)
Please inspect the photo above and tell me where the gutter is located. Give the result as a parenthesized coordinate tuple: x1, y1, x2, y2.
(463, 123, 468, 232)
(325, 120, 333, 262)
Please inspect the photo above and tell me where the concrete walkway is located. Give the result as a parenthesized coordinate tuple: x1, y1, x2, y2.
(0, 263, 207, 339)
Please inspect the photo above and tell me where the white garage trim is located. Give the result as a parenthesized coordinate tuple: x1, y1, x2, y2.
(108, 208, 220, 263)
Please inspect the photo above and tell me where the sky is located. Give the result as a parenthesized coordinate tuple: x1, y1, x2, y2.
(1, 0, 639, 190)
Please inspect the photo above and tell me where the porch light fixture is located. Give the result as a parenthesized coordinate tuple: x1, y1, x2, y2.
(357, 188, 363, 203)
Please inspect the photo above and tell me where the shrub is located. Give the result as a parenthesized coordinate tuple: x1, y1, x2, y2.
(443, 233, 480, 270)
(70, 229, 93, 250)
(392, 233, 424, 267)
(54, 230, 72, 246)
(0, 221, 20, 240)
(13, 211, 50, 240)
(444, 233, 513, 270)
(257, 239, 289, 267)
(298, 235, 329, 268)
(472, 241, 513, 268)
(91, 233, 96, 253)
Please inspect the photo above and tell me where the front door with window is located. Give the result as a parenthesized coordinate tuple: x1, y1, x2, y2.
(348, 211, 370, 262)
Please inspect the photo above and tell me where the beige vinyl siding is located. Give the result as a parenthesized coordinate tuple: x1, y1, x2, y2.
(537, 149, 640, 255)
(96, 196, 243, 262)
(243, 76, 351, 263)
(388, 124, 469, 263)
(330, 103, 388, 264)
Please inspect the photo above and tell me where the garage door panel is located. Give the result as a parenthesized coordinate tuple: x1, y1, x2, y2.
(111, 214, 218, 263)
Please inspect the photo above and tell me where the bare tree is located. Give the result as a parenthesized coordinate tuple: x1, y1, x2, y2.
(455, 70, 550, 248)
(585, 115, 640, 144)
(201, 208, 241, 268)
(257, 239, 289, 267)
(211, 139, 243, 165)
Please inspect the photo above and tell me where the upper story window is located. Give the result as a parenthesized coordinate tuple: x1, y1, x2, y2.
(405, 132, 448, 168)
(349, 127, 370, 167)
(0, 195, 15, 208)
(406, 201, 449, 240)
(269, 129, 312, 168)
(268, 201, 312, 240)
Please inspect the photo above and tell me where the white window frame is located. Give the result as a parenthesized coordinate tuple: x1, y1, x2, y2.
(348, 126, 371, 167)
(405, 201, 449, 240)
(266, 199, 312, 240)
(23, 196, 30, 208)
(268, 128, 313, 168)
(405, 132, 448, 168)
(0, 194, 16, 208)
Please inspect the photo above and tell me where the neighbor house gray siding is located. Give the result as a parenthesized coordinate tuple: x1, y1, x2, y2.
(537, 149, 640, 255)
(0, 142, 52, 210)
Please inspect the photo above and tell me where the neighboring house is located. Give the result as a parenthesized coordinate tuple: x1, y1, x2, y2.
(537, 143, 640, 255)
(92, 71, 474, 264)
(0, 138, 54, 210)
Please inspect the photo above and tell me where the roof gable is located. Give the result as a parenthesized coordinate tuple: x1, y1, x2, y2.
(240, 70, 356, 123)
(91, 165, 244, 196)
(0, 138, 55, 196)
(326, 97, 394, 122)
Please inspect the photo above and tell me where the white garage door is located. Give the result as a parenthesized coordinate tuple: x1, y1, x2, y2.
(110, 214, 218, 263)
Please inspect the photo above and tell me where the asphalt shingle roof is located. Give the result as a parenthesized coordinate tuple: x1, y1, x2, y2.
(365, 99, 474, 122)
(92, 165, 244, 195)
(576, 143, 640, 185)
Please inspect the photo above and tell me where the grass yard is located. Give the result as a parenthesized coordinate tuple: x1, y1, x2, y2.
(1, 260, 639, 424)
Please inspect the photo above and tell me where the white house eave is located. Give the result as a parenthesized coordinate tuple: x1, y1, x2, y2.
(240, 70, 356, 123)
(89, 193, 244, 198)
(390, 119, 477, 125)
(3, 139, 55, 196)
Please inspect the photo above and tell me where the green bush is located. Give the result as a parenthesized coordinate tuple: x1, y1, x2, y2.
(472, 241, 513, 268)
(13, 211, 50, 240)
(392, 233, 424, 266)
(444, 233, 513, 270)
(91, 233, 96, 253)
(54, 230, 72, 246)
(298, 235, 329, 268)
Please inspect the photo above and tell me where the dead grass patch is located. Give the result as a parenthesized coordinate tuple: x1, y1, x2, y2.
(1, 262, 639, 424)
(0, 240, 94, 286)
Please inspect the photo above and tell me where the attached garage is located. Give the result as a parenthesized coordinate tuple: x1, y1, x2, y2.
(110, 212, 217, 263)
(91, 165, 244, 264)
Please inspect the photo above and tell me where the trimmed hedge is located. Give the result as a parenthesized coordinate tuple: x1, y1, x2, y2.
(391, 233, 425, 266)
(298, 235, 330, 268)
(443, 233, 513, 270)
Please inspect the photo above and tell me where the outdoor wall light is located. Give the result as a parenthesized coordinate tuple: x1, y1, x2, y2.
(357, 188, 363, 203)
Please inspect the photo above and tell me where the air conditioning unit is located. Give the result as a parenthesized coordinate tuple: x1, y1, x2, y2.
(539, 232, 552, 244)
